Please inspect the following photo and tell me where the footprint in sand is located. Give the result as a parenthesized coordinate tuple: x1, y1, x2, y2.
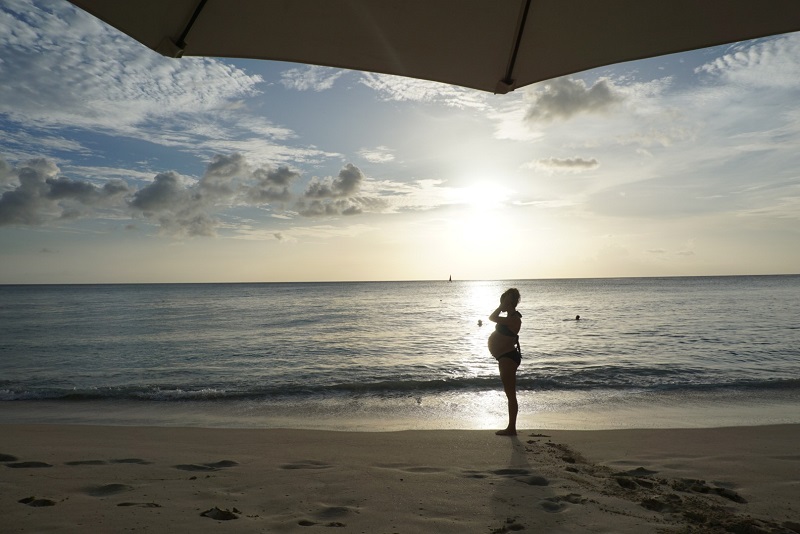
(490, 468, 549, 486)
(65, 458, 152, 466)
(462, 470, 488, 479)
(174, 460, 239, 471)
(298, 519, 346, 527)
(18, 496, 57, 507)
(517, 475, 549, 486)
(670, 478, 747, 503)
(616, 475, 659, 490)
(110, 458, 152, 465)
(539, 493, 588, 513)
(375, 463, 448, 474)
(6, 461, 52, 468)
(492, 468, 530, 476)
(398, 466, 445, 473)
(200, 506, 239, 520)
(280, 460, 333, 470)
(297, 502, 356, 527)
(641, 494, 683, 514)
(490, 517, 525, 532)
(84, 483, 135, 497)
(613, 466, 659, 477)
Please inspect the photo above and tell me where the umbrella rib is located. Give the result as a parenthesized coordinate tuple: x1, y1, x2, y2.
(176, 0, 210, 49)
(501, 0, 532, 88)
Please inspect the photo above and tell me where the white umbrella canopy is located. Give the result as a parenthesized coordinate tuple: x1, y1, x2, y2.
(67, 0, 800, 94)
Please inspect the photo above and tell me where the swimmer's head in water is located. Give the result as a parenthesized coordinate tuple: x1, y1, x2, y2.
(576, 315, 580, 320)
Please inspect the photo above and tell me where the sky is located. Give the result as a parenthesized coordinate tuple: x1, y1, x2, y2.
(1, 0, 799, 283)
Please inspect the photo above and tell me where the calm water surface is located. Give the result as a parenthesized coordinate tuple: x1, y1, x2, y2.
(1, 276, 798, 430)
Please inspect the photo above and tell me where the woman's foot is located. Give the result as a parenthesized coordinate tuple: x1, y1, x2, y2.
(495, 428, 517, 436)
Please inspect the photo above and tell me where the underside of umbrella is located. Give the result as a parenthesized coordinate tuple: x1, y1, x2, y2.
(67, 0, 800, 93)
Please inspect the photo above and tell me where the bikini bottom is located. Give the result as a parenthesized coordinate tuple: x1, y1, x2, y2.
(497, 349, 521, 366)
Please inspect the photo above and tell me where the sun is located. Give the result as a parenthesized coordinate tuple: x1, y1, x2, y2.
(451, 183, 511, 212)
(445, 182, 513, 249)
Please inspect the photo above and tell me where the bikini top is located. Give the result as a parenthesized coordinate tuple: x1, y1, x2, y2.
(494, 311, 522, 337)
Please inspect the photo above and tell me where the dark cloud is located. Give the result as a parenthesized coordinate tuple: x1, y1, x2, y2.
(295, 196, 388, 218)
(525, 77, 623, 123)
(129, 172, 218, 237)
(245, 166, 299, 203)
(130, 172, 191, 213)
(297, 198, 357, 217)
(199, 153, 248, 197)
(0, 158, 130, 226)
(535, 157, 600, 172)
(304, 163, 363, 199)
(296, 164, 387, 217)
(128, 156, 303, 236)
(0, 155, 380, 233)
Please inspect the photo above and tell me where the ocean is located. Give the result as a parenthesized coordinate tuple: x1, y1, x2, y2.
(1, 276, 798, 431)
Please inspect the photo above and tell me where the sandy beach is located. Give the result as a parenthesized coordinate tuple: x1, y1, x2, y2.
(3, 424, 799, 533)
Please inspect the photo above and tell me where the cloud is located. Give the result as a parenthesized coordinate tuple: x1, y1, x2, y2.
(304, 163, 364, 199)
(128, 154, 302, 236)
(524, 77, 624, 123)
(0, 153, 305, 236)
(358, 146, 396, 163)
(695, 33, 800, 89)
(359, 72, 488, 110)
(198, 153, 249, 197)
(527, 157, 600, 173)
(245, 166, 299, 203)
(0, 1, 263, 133)
(130, 171, 218, 237)
(0, 1, 339, 168)
(129, 172, 193, 214)
(1, 154, 399, 233)
(297, 164, 388, 217)
(280, 66, 346, 91)
(0, 158, 131, 226)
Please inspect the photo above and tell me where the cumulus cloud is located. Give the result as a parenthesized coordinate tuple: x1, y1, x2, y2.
(198, 153, 250, 197)
(297, 164, 387, 217)
(280, 66, 346, 91)
(130, 172, 193, 214)
(0, 154, 306, 236)
(0, 158, 130, 226)
(524, 77, 624, 123)
(131, 174, 218, 237)
(527, 157, 600, 173)
(128, 154, 302, 236)
(245, 166, 299, 203)
(303, 164, 362, 199)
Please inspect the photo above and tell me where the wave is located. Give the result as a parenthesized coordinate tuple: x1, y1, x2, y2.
(2, 376, 799, 402)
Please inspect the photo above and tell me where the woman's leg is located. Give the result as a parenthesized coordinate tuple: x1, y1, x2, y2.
(496, 357, 518, 436)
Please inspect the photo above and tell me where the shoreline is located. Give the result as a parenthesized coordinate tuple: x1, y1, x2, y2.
(2, 387, 798, 431)
(4, 423, 799, 533)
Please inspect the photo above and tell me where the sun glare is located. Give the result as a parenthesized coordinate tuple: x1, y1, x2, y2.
(451, 183, 511, 211)
(441, 185, 517, 268)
